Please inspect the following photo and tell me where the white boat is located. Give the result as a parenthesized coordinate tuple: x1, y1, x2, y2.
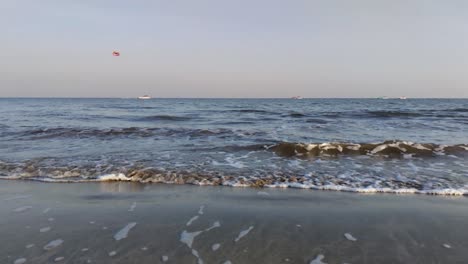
(399, 96, 407, 100)
(291, 96, 303, 99)
(137, 95, 151, 100)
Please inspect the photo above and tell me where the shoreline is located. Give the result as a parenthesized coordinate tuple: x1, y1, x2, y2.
(2, 177, 468, 197)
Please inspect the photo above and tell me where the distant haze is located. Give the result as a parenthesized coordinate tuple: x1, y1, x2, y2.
(1, 0, 468, 98)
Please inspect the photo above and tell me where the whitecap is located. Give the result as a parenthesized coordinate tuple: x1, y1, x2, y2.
(108, 251, 117, 257)
(25, 244, 34, 249)
(54, 257, 64, 262)
(161, 255, 169, 262)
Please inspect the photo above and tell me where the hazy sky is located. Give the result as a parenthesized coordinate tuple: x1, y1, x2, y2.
(1, 0, 468, 98)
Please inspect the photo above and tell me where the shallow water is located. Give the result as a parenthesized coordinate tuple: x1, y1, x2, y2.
(0, 98, 467, 194)
(1, 181, 468, 264)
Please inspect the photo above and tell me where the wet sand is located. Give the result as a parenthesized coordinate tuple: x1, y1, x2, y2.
(1, 181, 468, 264)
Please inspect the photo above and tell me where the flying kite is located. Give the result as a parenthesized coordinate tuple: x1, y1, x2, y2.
(112, 51, 120, 56)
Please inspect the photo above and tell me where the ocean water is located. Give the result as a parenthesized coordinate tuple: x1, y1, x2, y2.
(0, 98, 467, 195)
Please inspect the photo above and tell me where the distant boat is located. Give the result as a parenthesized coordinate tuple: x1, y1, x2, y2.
(378, 96, 390, 100)
(291, 96, 303, 99)
(399, 96, 407, 100)
(137, 95, 151, 100)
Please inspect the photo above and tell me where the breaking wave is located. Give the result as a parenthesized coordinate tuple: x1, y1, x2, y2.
(269, 141, 468, 158)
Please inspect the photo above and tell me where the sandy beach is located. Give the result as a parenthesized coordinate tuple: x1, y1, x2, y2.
(1, 181, 468, 264)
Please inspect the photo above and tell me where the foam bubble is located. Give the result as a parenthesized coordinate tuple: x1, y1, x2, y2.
(128, 202, 136, 212)
(205, 221, 221, 231)
(344, 233, 357, 241)
(180, 230, 203, 248)
(14, 258, 27, 264)
(310, 254, 327, 264)
(114, 222, 137, 241)
(13, 206, 32, 213)
(198, 205, 205, 215)
(186, 215, 199, 226)
(235, 226, 254, 242)
(43, 239, 64, 250)
(5, 195, 31, 201)
(212, 243, 221, 251)
(40, 227, 51, 233)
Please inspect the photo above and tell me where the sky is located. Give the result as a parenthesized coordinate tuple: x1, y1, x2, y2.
(1, 0, 468, 98)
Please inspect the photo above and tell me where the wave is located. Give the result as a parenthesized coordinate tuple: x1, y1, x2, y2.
(16, 127, 263, 140)
(133, 115, 193, 122)
(365, 111, 424, 118)
(269, 141, 468, 158)
(227, 109, 277, 114)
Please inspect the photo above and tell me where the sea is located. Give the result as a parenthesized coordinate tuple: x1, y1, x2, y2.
(1, 98, 467, 195)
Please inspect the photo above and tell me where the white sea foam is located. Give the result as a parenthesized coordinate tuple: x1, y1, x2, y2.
(25, 244, 34, 249)
(39, 227, 51, 233)
(14, 258, 27, 264)
(186, 215, 199, 226)
(98, 174, 131, 181)
(212, 243, 221, 251)
(310, 254, 327, 264)
(5, 195, 31, 201)
(128, 202, 136, 212)
(161, 255, 169, 262)
(198, 205, 205, 215)
(257, 191, 270, 196)
(114, 222, 137, 241)
(13, 206, 32, 213)
(43, 239, 64, 250)
(235, 226, 254, 242)
(205, 221, 221, 231)
(180, 230, 203, 248)
(443, 243, 452, 249)
(81, 248, 89, 252)
(54, 257, 64, 262)
(191, 249, 204, 264)
(108, 251, 117, 257)
(344, 233, 357, 241)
